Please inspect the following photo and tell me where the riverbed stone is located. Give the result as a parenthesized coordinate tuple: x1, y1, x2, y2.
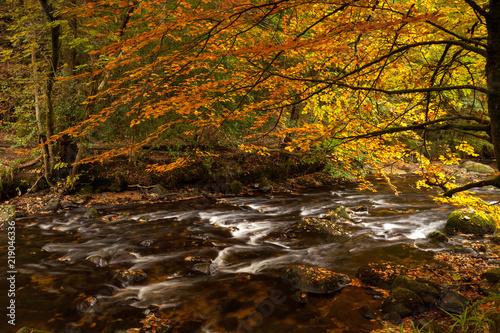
(381, 288, 426, 317)
(84, 208, 99, 219)
(391, 275, 440, 306)
(461, 161, 496, 174)
(86, 255, 109, 267)
(43, 198, 60, 212)
(437, 288, 468, 314)
(355, 262, 407, 290)
(446, 209, 497, 235)
(0, 204, 16, 224)
(298, 217, 348, 237)
(281, 265, 351, 294)
(481, 268, 500, 283)
(334, 205, 351, 220)
(16, 328, 52, 333)
(427, 231, 449, 243)
(112, 269, 147, 287)
(191, 262, 219, 275)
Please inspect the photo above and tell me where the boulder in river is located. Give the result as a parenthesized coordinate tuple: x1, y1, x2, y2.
(355, 262, 407, 290)
(112, 269, 147, 287)
(446, 208, 497, 235)
(191, 262, 219, 275)
(281, 265, 351, 294)
(381, 287, 427, 318)
(427, 231, 449, 243)
(298, 217, 348, 237)
(84, 208, 99, 219)
(391, 275, 441, 306)
(461, 160, 496, 174)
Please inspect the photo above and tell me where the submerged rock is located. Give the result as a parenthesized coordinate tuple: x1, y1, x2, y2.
(86, 255, 109, 267)
(446, 208, 496, 235)
(355, 262, 407, 290)
(282, 265, 351, 294)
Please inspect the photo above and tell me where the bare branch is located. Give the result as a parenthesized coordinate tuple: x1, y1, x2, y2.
(443, 175, 500, 197)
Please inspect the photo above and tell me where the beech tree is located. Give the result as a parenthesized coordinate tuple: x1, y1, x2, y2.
(5, 0, 500, 216)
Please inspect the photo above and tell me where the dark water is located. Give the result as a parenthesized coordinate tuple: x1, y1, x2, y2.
(2, 176, 500, 333)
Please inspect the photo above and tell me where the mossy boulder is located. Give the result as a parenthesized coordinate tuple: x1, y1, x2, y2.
(227, 180, 244, 195)
(381, 288, 426, 317)
(446, 209, 497, 235)
(427, 231, 449, 243)
(461, 161, 496, 174)
(282, 265, 351, 294)
(391, 275, 441, 306)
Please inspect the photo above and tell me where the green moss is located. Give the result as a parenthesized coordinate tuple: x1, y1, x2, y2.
(428, 230, 449, 243)
(446, 209, 497, 235)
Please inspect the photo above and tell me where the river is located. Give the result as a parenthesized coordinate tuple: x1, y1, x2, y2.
(1, 176, 499, 333)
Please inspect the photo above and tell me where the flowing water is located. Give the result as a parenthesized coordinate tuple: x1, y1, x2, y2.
(2, 176, 500, 333)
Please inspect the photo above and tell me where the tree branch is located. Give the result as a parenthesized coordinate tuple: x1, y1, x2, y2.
(463, 0, 488, 18)
(443, 175, 500, 197)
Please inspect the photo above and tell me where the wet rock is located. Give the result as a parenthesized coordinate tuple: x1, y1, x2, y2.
(391, 275, 441, 306)
(184, 256, 212, 263)
(427, 231, 449, 243)
(259, 180, 273, 193)
(334, 205, 351, 220)
(381, 288, 426, 317)
(437, 288, 468, 314)
(358, 305, 377, 319)
(282, 265, 351, 294)
(112, 269, 147, 287)
(43, 198, 60, 212)
(0, 205, 16, 224)
(461, 160, 496, 174)
(227, 180, 244, 195)
(83, 208, 99, 219)
(16, 328, 52, 333)
(291, 290, 309, 304)
(481, 268, 500, 284)
(382, 311, 402, 325)
(191, 262, 219, 275)
(131, 314, 174, 333)
(446, 208, 496, 235)
(355, 262, 407, 290)
(298, 217, 348, 237)
(86, 255, 109, 267)
(140, 240, 154, 247)
(76, 296, 98, 314)
(152, 184, 168, 196)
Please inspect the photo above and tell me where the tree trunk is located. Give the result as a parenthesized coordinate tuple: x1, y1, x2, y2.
(486, 1, 500, 170)
(39, 0, 61, 181)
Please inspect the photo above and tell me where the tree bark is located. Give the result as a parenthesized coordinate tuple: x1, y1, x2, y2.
(486, 0, 500, 171)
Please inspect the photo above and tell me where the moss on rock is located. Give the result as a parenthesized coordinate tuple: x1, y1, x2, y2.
(446, 209, 497, 235)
